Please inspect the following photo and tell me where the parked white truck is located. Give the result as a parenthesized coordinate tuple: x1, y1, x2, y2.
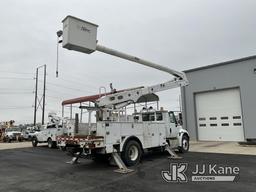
(32, 113, 66, 148)
(56, 16, 189, 171)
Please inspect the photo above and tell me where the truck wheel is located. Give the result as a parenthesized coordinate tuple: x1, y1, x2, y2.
(59, 146, 67, 151)
(179, 135, 189, 153)
(47, 138, 56, 148)
(32, 137, 38, 147)
(121, 140, 142, 166)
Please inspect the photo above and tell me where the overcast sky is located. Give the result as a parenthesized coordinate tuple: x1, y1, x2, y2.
(0, 0, 255, 124)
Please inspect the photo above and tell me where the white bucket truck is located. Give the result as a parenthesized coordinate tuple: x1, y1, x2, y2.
(56, 16, 189, 172)
(32, 113, 66, 148)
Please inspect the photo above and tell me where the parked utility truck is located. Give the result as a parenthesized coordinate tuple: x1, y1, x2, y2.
(56, 16, 189, 171)
(32, 113, 66, 148)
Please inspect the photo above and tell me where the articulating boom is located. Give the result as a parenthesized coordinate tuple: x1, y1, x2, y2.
(59, 16, 189, 109)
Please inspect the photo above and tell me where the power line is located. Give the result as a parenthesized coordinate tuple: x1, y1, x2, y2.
(47, 88, 80, 97)
(47, 74, 97, 91)
(0, 106, 32, 110)
(0, 71, 34, 75)
(0, 88, 33, 90)
(0, 77, 34, 80)
(45, 81, 90, 92)
(0, 91, 33, 94)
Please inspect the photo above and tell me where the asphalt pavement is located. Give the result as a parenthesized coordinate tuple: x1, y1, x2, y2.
(0, 146, 255, 192)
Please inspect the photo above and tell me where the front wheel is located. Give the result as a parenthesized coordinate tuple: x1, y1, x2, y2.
(32, 137, 38, 147)
(179, 135, 189, 153)
(47, 138, 56, 148)
(121, 140, 142, 166)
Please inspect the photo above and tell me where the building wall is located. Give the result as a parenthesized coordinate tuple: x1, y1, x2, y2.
(181, 57, 256, 140)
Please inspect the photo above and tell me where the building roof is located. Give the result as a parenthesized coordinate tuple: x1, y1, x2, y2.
(184, 55, 256, 73)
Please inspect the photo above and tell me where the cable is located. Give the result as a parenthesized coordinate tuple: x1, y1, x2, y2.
(0, 91, 33, 94)
(0, 71, 34, 75)
(47, 75, 97, 92)
(47, 88, 82, 97)
(45, 81, 91, 93)
(0, 106, 32, 110)
(0, 88, 33, 90)
(0, 77, 34, 80)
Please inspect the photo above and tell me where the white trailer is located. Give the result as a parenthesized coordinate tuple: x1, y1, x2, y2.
(56, 16, 189, 172)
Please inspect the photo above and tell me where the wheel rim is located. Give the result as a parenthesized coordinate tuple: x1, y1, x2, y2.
(182, 139, 188, 151)
(48, 140, 52, 148)
(128, 145, 139, 161)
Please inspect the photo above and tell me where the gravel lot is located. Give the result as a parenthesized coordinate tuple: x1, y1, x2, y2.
(0, 146, 255, 192)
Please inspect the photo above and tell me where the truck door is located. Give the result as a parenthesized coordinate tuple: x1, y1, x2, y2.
(168, 111, 178, 138)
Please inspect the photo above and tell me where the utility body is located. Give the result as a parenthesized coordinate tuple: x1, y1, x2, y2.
(56, 16, 190, 168)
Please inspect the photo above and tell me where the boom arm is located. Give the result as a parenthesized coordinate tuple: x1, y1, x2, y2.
(94, 45, 188, 108)
(59, 16, 189, 109)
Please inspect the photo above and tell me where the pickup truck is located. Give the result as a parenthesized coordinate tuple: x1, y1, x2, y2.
(32, 123, 64, 148)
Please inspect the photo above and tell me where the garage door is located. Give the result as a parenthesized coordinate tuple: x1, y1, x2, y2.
(196, 88, 244, 141)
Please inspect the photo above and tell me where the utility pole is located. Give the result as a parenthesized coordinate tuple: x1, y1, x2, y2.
(33, 65, 47, 126)
(33, 68, 38, 126)
(42, 65, 46, 125)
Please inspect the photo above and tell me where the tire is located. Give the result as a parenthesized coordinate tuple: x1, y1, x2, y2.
(59, 146, 67, 151)
(32, 137, 38, 147)
(179, 135, 189, 153)
(18, 137, 22, 142)
(47, 138, 56, 148)
(121, 140, 142, 166)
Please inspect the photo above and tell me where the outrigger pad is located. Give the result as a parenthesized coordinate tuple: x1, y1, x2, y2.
(165, 145, 183, 160)
(111, 152, 134, 174)
(168, 156, 183, 160)
(114, 168, 134, 174)
(66, 152, 82, 164)
(66, 157, 81, 164)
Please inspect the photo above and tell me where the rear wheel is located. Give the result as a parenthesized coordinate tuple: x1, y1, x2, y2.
(179, 135, 189, 153)
(121, 140, 142, 166)
(47, 138, 56, 148)
(32, 137, 38, 147)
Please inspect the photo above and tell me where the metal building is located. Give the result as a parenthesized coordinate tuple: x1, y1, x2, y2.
(181, 55, 256, 142)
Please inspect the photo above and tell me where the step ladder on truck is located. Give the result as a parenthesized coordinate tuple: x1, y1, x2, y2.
(56, 16, 190, 173)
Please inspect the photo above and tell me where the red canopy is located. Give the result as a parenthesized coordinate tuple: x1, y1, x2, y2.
(62, 86, 145, 106)
(62, 93, 110, 105)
